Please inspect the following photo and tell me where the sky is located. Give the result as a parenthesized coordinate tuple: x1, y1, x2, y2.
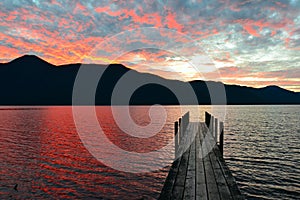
(0, 0, 299, 91)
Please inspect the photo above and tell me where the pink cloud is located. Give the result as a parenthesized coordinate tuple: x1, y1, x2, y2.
(243, 24, 260, 37)
(165, 11, 183, 32)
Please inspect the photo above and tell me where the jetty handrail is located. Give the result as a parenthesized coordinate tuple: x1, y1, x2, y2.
(175, 111, 224, 157)
(174, 112, 189, 158)
(205, 112, 225, 155)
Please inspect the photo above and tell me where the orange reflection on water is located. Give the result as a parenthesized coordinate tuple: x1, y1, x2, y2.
(0, 106, 178, 199)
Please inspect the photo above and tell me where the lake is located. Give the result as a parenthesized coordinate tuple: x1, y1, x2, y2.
(0, 106, 299, 199)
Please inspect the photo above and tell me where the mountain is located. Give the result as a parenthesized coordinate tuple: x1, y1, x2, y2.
(0, 55, 299, 105)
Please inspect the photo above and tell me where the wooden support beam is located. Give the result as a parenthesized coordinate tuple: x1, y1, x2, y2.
(175, 121, 179, 159)
(219, 122, 224, 155)
(215, 118, 218, 143)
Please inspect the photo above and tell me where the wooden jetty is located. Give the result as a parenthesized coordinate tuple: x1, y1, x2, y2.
(159, 112, 244, 200)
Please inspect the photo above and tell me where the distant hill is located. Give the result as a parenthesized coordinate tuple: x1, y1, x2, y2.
(0, 55, 299, 105)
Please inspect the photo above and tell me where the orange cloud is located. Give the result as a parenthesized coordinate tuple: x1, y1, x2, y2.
(243, 24, 260, 37)
(202, 67, 300, 92)
(166, 11, 183, 32)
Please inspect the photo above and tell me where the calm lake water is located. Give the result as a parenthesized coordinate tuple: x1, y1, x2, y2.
(0, 106, 299, 199)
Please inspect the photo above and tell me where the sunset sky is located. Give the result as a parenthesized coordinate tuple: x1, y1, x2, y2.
(0, 0, 299, 91)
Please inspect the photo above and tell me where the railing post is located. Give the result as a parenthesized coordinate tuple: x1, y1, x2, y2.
(175, 121, 179, 159)
(206, 112, 209, 127)
(219, 121, 224, 155)
(205, 112, 208, 127)
(215, 118, 218, 143)
(182, 116, 185, 137)
(208, 113, 211, 129)
(184, 117, 186, 133)
(176, 112, 190, 149)
(179, 118, 182, 141)
(211, 115, 214, 135)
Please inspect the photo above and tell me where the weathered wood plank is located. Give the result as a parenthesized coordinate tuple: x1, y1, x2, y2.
(203, 122, 244, 200)
(172, 144, 191, 199)
(204, 154, 221, 200)
(172, 185, 185, 200)
(159, 121, 193, 200)
(159, 155, 182, 200)
(210, 146, 233, 200)
(183, 136, 196, 199)
(199, 122, 221, 200)
(214, 150, 244, 200)
(196, 124, 208, 200)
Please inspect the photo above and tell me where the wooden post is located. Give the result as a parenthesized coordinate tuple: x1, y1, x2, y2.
(208, 113, 211, 129)
(179, 118, 182, 141)
(211, 116, 214, 135)
(219, 122, 224, 155)
(215, 118, 218, 143)
(184, 116, 186, 136)
(183, 115, 185, 137)
(182, 116, 185, 134)
(175, 121, 179, 159)
(182, 112, 189, 134)
(207, 112, 210, 127)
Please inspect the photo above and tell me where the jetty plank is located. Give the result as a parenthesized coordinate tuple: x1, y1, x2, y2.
(195, 125, 208, 200)
(183, 133, 196, 199)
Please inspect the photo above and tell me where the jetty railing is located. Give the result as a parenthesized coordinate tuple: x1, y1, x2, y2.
(205, 111, 224, 155)
(174, 112, 189, 158)
(174, 111, 225, 157)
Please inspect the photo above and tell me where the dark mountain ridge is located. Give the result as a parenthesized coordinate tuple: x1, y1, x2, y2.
(0, 55, 299, 105)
